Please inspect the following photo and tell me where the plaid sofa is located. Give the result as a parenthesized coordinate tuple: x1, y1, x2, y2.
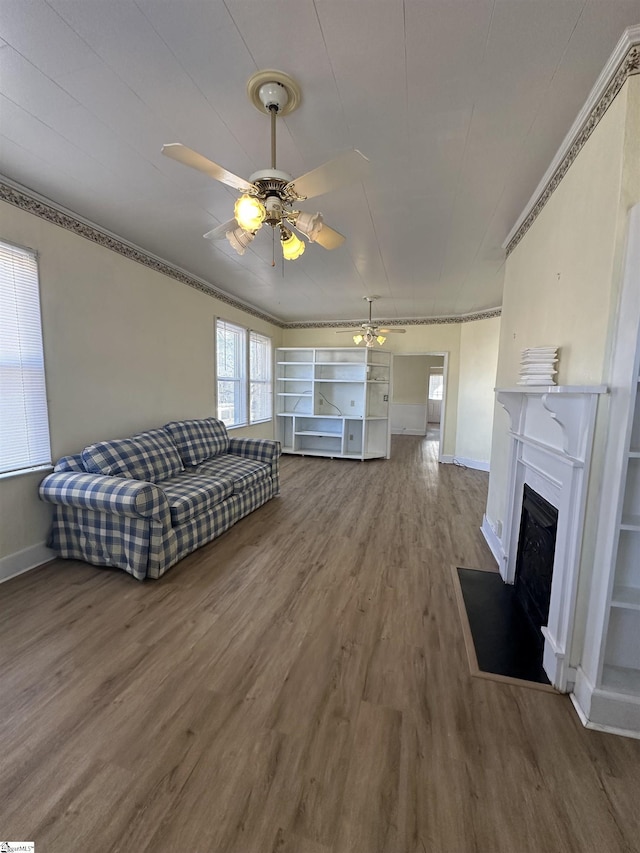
(39, 418, 280, 581)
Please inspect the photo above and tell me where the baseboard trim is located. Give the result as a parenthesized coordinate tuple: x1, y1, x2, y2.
(0, 542, 55, 584)
(439, 454, 454, 464)
(453, 457, 490, 472)
(572, 667, 640, 740)
(481, 514, 506, 570)
(391, 428, 426, 436)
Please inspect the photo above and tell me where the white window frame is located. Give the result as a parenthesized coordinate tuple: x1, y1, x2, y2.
(0, 239, 52, 478)
(215, 318, 272, 428)
(249, 330, 273, 424)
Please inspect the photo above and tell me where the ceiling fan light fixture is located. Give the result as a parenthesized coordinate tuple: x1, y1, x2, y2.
(226, 226, 255, 256)
(353, 333, 364, 345)
(294, 211, 324, 242)
(234, 194, 266, 232)
(376, 335, 387, 346)
(281, 228, 305, 260)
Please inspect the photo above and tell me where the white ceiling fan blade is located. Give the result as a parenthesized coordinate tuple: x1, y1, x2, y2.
(377, 328, 406, 334)
(162, 143, 255, 193)
(203, 218, 238, 240)
(335, 329, 360, 334)
(314, 223, 345, 250)
(285, 149, 370, 200)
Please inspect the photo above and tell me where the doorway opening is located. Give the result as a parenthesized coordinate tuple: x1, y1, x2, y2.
(390, 353, 448, 459)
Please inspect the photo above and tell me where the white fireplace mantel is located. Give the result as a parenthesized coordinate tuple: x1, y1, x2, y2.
(494, 384, 607, 691)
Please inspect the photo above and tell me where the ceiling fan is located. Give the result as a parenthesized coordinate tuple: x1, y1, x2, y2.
(336, 297, 407, 347)
(161, 70, 370, 262)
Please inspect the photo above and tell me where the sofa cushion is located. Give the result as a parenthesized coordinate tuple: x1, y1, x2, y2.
(131, 429, 184, 481)
(54, 453, 85, 473)
(196, 454, 271, 494)
(163, 418, 229, 466)
(83, 437, 156, 481)
(156, 472, 234, 526)
(82, 429, 183, 483)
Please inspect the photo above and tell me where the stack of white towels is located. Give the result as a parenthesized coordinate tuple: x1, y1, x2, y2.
(517, 346, 558, 386)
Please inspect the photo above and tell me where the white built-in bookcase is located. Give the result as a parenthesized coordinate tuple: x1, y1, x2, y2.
(275, 347, 392, 460)
(574, 204, 640, 738)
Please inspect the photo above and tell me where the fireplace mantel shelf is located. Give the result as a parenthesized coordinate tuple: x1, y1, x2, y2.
(496, 385, 608, 395)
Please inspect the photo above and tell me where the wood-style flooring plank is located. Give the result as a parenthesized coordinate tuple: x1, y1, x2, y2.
(1, 436, 640, 852)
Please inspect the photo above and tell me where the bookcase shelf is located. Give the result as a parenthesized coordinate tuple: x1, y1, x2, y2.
(275, 347, 392, 460)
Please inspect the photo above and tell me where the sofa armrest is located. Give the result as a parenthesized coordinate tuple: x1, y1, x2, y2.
(39, 472, 170, 522)
(228, 437, 281, 464)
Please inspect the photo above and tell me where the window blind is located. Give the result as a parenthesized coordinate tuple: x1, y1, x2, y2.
(0, 241, 51, 475)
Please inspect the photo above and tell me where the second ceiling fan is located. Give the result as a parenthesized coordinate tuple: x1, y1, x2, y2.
(336, 297, 407, 347)
(162, 70, 370, 261)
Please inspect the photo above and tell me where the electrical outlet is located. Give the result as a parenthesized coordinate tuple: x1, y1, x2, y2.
(349, 433, 354, 440)
(319, 398, 323, 405)
(383, 394, 389, 401)
(350, 400, 355, 406)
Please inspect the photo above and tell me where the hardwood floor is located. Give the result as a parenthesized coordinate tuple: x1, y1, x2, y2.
(1, 435, 640, 852)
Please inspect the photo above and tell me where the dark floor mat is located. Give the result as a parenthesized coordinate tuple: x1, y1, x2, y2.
(456, 567, 550, 685)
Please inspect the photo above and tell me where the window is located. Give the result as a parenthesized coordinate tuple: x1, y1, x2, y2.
(215, 319, 272, 427)
(216, 319, 247, 427)
(249, 331, 272, 423)
(428, 370, 444, 401)
(0, 240, 51, 476)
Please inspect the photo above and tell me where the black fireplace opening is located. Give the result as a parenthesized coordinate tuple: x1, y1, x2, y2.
(514, 484, 559, 644)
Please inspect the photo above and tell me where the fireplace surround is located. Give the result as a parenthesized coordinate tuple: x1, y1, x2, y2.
(485, 385, 606, 690)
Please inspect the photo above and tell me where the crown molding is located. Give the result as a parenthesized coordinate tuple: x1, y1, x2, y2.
(283, 307, 501, 330)
(0, 177, 286, 327)
(504, 25, 640, 256)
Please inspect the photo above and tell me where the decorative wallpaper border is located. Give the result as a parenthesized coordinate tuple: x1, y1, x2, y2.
(285, 308, 502, 330)
(0, 181, 285, 328)
(0, 179, 501, 329)
(506, 44, 640, 257)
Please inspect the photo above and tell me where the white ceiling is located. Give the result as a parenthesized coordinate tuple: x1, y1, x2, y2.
(1, 1, 639, 324)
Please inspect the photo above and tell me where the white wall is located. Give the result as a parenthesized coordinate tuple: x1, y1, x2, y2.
(392, 354, 431, 404)
(484, 75, 640, 668)
(486, 77, 638, 538)
(455, 316, 500, 466)
(0, 200, 282, 571)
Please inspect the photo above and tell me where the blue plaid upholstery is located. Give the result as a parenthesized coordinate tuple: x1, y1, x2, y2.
(54, 453, 85, 473)
(131, 429, 184, 481)
(41, 418, 280, 581)
(196, 455, 270, 494)
(82, 437, 154, 481)
(229, 437, 281, 495)
(164, 418, 229, 466)
(232, 478, 274, 521)
(156, 472, 234, 525)
(173, 497, 239, 561)
(82, 430, 183, 482)
(147, 524, 179, 580)
(46, 504, 156, 581)
(39, 472, 170, 524)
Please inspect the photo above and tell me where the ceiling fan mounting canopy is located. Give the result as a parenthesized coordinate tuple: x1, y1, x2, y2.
(246, 70, 302, 116)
